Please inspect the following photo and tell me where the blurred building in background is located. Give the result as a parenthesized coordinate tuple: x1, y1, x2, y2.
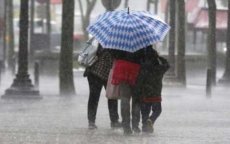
(161, 0, 228, 54)
(8, 0, 229, 53)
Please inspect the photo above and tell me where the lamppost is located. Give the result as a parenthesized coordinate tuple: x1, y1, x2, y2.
(101, 0, 121, 11)
(2, 0, 41, 99)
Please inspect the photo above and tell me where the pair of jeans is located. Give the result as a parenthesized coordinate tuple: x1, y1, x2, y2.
(141, 102, 162, 126)
(120, 83, 140, 129)
(87, 73, 119, 123)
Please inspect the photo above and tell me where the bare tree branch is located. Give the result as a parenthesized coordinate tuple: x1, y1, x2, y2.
(78, 0, 84, 24)
(77, 0, 97, 39)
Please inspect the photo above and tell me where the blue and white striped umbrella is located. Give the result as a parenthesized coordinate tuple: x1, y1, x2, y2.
(87, 9, 170, 53)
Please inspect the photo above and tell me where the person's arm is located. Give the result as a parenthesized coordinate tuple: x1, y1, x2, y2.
(153, 57, 170, 74)
(96, 44, 103, 56)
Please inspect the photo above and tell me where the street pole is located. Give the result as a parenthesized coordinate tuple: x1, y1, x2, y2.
(101, 0, 121, 11)
(2, 0, 41, 99)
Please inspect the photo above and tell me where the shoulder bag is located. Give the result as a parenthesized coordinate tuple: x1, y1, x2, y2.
(77, 37, 98, 67)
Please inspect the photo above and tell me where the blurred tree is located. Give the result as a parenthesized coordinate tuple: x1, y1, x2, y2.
(168, 0, 176, 76)
(3, 0, 7, 66)
(59, 0, 75, 96)
(46, 0, 51, 50)
(176, 0, 186, 85)
(29, 0, 35, 60)
(207, 0, 217, 85)
(124, 0, 129, 8)
(78, 0, 97, 40)
(7, 0, 15, 74)
(220, 0, 230, 83)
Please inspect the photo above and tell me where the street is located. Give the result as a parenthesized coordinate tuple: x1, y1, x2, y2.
(0, 70, 229, 144)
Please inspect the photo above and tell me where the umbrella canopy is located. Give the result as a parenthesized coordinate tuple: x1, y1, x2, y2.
(87, 9, 170, 52)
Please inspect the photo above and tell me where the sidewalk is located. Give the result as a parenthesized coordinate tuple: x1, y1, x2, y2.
(0, 71, 230, 144)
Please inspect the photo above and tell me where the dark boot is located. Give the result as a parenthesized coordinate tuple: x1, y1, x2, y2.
(132, 126, 141, 133)
(123, 126, 133, 135)
(111, 121, 122, 128)
(142, 119, 153, 133)
(88, 122, 97, 130)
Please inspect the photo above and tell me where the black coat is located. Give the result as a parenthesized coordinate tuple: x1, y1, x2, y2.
(109, 47, 148, 64)
(134, 56, 169, 99)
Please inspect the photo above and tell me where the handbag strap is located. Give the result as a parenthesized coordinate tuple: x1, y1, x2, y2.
(81, 37, 96, 53)
(86, 37, 95, 44)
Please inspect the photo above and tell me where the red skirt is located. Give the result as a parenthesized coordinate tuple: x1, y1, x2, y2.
(111, 60, 140, 86)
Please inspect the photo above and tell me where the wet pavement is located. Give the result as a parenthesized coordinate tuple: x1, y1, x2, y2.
(0, 70, 230, 144)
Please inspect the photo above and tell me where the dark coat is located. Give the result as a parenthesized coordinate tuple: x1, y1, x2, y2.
(109, 48, 145, 64)
(134, 56, 169, 102)
(84, 46, 113, 81)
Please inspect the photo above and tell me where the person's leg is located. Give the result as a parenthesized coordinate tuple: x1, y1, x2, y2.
(131, 95, 141, 133)
(87, 74, 103, 129)
(108, 99, 122, 127)
(103, 80, 120, 128)
(141, 102, 152, 132)
(120, 83, 132, 134)
(150, 102, 162, 124)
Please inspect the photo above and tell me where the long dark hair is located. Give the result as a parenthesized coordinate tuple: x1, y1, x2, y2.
(96, 43, 104, 55)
